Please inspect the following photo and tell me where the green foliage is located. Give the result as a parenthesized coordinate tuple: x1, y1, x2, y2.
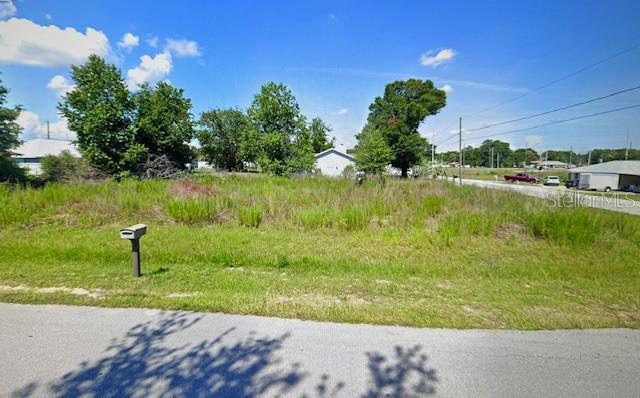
(198, 108, 251, 171)
(0, 76, 24, 183)
(364, 79, 446, 177)
(0, 155, 26, 183)
(246, 82, 314, 175)
(238, 206, 263, 228)
(166, 198, 222, 224)
(41, 150, 95, 182)
(354, 126, 392, 175)
(58, 55, 135, 177)
(308, 117, 334, 153)
(0, 76, 22, 154)
(133, 82, 195, 168)
(59, 56, 194, 178)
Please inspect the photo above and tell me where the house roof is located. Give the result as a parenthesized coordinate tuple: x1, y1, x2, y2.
(569, 160, 640, 176)
(314, 148, 355, 161)
(11, 139, 80, 158)
(537, 160, 567, 166)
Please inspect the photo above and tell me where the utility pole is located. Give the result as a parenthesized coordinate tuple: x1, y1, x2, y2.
(587, 151, 592, 166)
(569, 146, 573, 167)
(431, 144, 436, 165)
(458, 117, 462, 186)
(46, 120, 50, 140)
(625, 128, 630, 160)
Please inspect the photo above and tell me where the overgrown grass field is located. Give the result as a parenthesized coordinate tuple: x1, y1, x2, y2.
(1, 174, 638, 329)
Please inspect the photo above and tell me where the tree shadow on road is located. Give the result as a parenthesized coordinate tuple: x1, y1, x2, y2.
(10, 313, 438, 397)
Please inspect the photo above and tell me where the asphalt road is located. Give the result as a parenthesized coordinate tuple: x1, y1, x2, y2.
(1, 303, 639, 397)
(447, 177, 640, 216)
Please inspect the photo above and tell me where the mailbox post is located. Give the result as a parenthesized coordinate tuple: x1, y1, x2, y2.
(120, 224, 147, 277)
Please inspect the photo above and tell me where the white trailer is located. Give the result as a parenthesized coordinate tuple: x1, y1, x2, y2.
(578, 173, 619, 192)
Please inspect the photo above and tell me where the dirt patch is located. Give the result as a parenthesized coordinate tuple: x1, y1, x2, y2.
(495, 223, 526, 240)
(0, 285, 106, 298)
(275, 292, 377, 308)
(169, 180, 218, 198)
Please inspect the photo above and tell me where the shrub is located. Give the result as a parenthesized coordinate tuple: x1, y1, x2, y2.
(41, 151, 96, 182)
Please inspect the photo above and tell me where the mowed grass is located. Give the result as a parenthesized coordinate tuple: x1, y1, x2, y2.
(0, 174, 638, 329)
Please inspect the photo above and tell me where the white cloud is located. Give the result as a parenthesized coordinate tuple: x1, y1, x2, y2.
(127, 51, 173, 90)
(165, 39, 201, 57)
(47, 75, 74, 97)
(0, 1, 17, 19)
(0, 18, 110, 67)
(333, 108, 348, 116)
(17, 110, 74, 140)
(117, 32, 139, 50)
(146, 36, 159, 48)
(419, 48, 456, 67)
(440, 84, 453, 93)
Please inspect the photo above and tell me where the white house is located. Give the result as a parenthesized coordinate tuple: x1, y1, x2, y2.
(314, 146, 355, 177)
(11, 138, 80, 175)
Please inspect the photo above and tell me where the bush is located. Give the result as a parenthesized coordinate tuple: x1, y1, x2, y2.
(0, 155, 26, 183)
(41, 151, 96, 182)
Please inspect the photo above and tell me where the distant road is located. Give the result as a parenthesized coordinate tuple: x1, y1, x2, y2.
(1, 303, 639, 397)
(446, 176, 640, 216)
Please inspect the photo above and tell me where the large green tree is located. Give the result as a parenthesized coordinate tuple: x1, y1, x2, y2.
(59, 55, 137, 177)
(308, 117, 334, 153)
(354, 125, 392, 175)
(0, 77, 22, 154)
(0, 76, 26, 182)
(364, 79, 446, 177)
(198, 108, 251, 171)
(246, 82, 314, 175)
(133, 82, 195, 168)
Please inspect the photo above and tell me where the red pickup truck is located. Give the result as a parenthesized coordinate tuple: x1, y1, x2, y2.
(504, 173, 540, 183)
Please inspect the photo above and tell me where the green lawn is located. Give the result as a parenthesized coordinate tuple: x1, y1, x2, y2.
(1, 175, 638, 329)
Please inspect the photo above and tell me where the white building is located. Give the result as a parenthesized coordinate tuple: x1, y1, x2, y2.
(11, 139, 80, 175)
(314, 146, 355, 177)
(569, 160, 640, 192)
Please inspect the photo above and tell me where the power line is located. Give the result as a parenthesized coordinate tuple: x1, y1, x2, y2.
(462, 84, 640, 133)
(464, 104, 640, 142)
(462, 42, 640, 118)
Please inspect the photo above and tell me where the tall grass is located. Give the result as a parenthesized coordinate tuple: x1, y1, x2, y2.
(2, 175, 639, 249)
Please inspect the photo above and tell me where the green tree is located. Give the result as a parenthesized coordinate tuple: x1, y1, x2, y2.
(133, 82, 195, 168)
(478, 140, 512, 168)
(354, 125, 393, 175)
(58, 55, 137, 177)
(246, 82, 314, 175)
(0, 76, 25, 182)
(198, 108, 251, 171)
(365, 79, 446, 177)
(308, 117, 334, 153)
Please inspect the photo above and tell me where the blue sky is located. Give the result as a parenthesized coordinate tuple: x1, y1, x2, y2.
(1, 0, 639, 153)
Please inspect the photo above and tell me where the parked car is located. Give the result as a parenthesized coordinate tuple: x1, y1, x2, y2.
(565, 179, 578, 188)
(543, 176, 560, 186)
(504, 173, 540, 184)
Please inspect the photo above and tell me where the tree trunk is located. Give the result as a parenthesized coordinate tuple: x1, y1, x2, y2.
(401, 167, 408, 178)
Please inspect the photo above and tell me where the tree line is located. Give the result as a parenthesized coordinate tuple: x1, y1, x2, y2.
(438, 139, 640, 168)
(2, 54, 450, 182)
